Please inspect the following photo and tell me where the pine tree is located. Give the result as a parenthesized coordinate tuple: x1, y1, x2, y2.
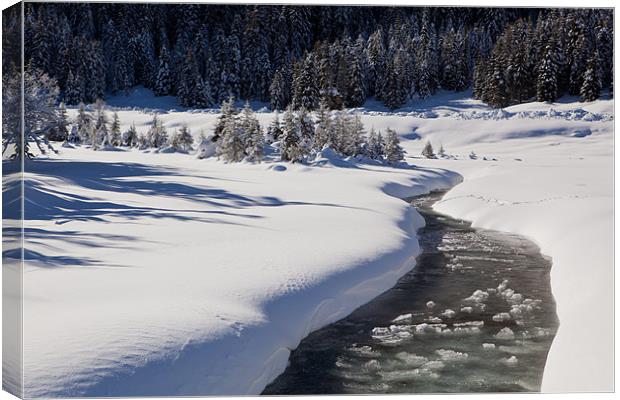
(110, 112, 122, 146)
(67, 125, 80, 144)
(178, 50, 213, 107)
(313, 103, 333, 151)
(76, 103, 93, 144)
(137, 133, 149, 150)
(296, 107, 315, 158)
(48, 102, 70, 141)
(122, 123, 139, 147)
(217, 118, 245, 162)
(345, 48, 366, 107)
(92, 99, 109, 149)
(367, 29, 387, 96)
(269, 65, 292, 110)
(146, 114, 168, 148)
(536, 43, 559, 102)
(266, 112, 283, 143)
(64, 69, 84, 105)
(246, 123, 264, 162)
(241, 7, 272, 100)
(280, 106, 302, 162)
(438, 144, 446, 158)
(154, 46, 173, 96)
(384, 128, 404, 163)
(213, 96, 238, 142)
(240, 101, 262, 153)
(291, 54, 320, 110)
(341, 114, 364, 157)
(422, 140, 435, 158)
(580, 53, 601, 102)
(366, 127, 384, 159)
(382, 53, 409, 109)
(177, 124, 194, 151)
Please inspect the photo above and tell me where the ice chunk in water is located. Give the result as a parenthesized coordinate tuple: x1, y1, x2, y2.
(379, 368, 439, 381)
(348, 345, 381, 358)
(492, 312, 512, 322)
(435, 349, 469, 361)
(392, 313, 413, 324)
(508, 293, 523, 303)
(371, 325, 413, 345)
(440, 309, 456, 318)
(422, 360, 446, 371)
(453, 326, 481, 336)
(454, 321, 484, 328)
(495, 327, 516, 340)
(501, 355, 519, 366)
(363, 359, 381, 372)
(395, 352, 429, 367)
(497, 279, 509, 292)
(426, 301, 436, 309)
(460, 306, 474, 314)
(482, 343, 496, 350)
(464, 289, 489, 303)
(425, 316, 443, 324)
(521, 327, 554, 339)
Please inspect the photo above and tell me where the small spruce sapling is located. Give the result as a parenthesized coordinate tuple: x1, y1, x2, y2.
(438, 144, 446, 158)
(422, 140, 436, 158)
(110, 112, 122, 146)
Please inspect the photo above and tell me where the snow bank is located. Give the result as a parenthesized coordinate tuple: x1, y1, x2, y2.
(405, 96, 613, 392)
(20, 146, 459, 397)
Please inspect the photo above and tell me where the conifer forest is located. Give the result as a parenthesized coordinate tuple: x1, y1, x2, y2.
(4, 4, 613, 110)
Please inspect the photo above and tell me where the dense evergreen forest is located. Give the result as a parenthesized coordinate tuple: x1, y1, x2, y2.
(3, 4, 614, 110)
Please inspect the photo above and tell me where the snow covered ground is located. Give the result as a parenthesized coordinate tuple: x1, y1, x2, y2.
(14, 90, 613, 396)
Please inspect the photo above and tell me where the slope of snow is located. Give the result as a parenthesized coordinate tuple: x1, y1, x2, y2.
(18, 89, 613, 395)
(20, 147, 459, 397)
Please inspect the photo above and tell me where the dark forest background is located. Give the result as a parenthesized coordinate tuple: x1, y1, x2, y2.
(3, 4, 614, 110)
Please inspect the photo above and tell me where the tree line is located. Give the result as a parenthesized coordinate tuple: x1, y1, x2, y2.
(473, 9, 613, 107)
(1, 63, 405, 164)
(8, 4, 612, 111)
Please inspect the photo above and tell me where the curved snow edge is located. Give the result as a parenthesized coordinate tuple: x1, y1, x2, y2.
(432, 190, 614, 392)
(65, 168, 462, 397)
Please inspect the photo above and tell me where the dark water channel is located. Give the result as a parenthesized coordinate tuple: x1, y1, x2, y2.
(263, 191, 558, 394)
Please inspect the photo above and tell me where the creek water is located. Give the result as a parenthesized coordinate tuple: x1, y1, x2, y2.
(263, 191, 558, 394)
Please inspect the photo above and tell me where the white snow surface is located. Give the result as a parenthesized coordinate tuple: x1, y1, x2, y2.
(20, 140, 458, 395)
(18, 90, 613, 395)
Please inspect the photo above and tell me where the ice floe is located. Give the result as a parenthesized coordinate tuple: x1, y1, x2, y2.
(495, 327, 516, 340)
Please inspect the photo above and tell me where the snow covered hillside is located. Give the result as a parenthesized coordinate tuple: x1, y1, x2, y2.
(18, 90, 613, 396)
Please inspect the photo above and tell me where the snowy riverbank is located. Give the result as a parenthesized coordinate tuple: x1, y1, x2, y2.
(20, 147, 460, 396)
(407, 98, 614, 392)
(17, 91, 613, 395)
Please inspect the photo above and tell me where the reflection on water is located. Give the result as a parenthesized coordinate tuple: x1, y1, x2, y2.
(263, 191, 558, 394)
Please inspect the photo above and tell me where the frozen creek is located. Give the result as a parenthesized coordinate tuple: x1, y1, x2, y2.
(263, 191, 558, 394)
